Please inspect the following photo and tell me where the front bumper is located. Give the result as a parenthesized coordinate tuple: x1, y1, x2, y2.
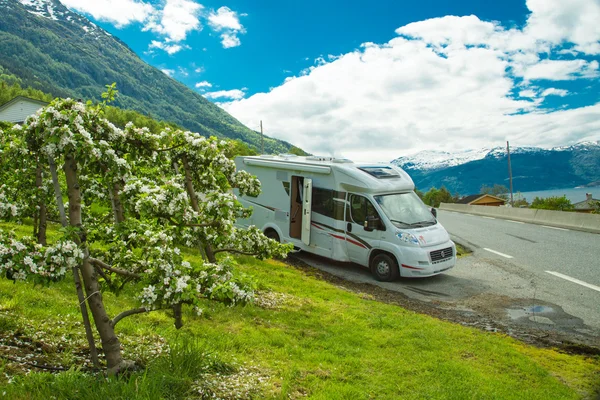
(396, 241, 456, 278)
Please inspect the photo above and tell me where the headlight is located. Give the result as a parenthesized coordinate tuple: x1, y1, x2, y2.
(396, 231, 420, 246)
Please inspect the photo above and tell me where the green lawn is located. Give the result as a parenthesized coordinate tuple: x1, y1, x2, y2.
(0, 225, 598, 399)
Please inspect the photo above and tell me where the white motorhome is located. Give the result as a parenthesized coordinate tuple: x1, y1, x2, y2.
(234, 155, 456, 281)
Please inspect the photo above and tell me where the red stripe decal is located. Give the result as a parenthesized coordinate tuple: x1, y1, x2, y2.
(311, 222, 367, 249)
(311, 222, 324, 230)
(346, 238, 367, 249)
(401, 264, 423, 270)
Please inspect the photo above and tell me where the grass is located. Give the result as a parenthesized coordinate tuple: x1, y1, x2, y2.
(0, 225, 598, 399)
(455, 242, 470, 257)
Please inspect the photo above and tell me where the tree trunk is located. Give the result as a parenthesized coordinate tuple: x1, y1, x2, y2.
(63, 154, 124, 374)
(48, 157, 67, 226)
(48, 157, 98, 366)
(35, 164, 47, 246)
(181, 155, 199, 211)
(181, 155, 211, 262)
(109, 181, 125, 224)
(173, 303, 183, 329)
(205, 244, 217, 263)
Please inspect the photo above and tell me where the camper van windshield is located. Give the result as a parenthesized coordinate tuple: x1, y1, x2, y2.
(374, 192, 436, 228)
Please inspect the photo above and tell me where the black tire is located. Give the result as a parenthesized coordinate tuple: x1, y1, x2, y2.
(370, 253, 399, 282)
(264, 229, 280, 243)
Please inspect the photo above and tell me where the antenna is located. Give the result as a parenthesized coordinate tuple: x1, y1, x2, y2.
(507, 141, 514, 206)
(260, 120, 264, 155)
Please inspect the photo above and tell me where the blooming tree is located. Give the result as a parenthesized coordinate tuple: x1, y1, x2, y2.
(0, 97, 292, 374)
(0, 125, 57, 244)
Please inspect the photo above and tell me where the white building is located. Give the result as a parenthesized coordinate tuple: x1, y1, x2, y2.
(0, 96, 48, 123)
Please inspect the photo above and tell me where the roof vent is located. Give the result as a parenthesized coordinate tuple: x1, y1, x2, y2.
(306, 156, 333, 162)
(332, 158, 353, 163)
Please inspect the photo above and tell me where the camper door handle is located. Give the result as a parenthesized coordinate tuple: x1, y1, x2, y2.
(347, 223, 352, 233)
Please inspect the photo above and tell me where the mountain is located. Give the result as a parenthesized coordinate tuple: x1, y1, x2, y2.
(391, 141, 600, 195)
(0, 0, 294, 154)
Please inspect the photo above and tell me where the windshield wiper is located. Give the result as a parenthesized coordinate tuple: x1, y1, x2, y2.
(409, 220, 436, 227)
(389, 219, 412, 226)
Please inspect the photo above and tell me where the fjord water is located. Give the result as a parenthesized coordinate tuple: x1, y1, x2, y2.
(515, 187, 600, 203)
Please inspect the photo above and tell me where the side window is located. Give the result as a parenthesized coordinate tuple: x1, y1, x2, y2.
(312, 187, 334, 218)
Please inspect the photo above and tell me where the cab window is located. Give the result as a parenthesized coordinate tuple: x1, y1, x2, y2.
(348, 194, 384, 230)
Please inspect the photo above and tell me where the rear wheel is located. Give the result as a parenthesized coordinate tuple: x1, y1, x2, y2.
(264, 229, 280, 243)
(370, 253, 399, 282)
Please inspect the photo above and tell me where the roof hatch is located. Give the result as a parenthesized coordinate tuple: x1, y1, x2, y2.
(358, 166, 401, 179)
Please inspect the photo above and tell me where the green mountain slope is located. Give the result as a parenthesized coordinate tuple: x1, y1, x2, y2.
(0, 0, 294, 154)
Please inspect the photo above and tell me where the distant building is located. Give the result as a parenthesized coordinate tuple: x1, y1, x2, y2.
(573, 193, 600, 213)
(457, 194, 506, 207)
(0, 96, 48, 124)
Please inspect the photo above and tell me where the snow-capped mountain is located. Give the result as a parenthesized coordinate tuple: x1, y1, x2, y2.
(391, 141, 600, 194)
(7, 0, 109, 39)
(392, 141, 599, 171)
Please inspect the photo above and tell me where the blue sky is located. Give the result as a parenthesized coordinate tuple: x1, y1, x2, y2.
(58, 0, 600, 161)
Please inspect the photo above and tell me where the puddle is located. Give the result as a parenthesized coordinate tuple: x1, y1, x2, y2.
(507, 305, 555, 320)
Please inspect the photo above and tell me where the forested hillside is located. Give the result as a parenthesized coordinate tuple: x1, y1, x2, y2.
(0, 0, 297, 154)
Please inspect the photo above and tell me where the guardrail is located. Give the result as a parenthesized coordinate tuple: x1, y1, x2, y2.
(439, 203, 600, 234)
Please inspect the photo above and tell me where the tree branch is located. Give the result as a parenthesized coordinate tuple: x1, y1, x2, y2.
(213, 248, 257, 256)
(110, 307, 148, 328)
(184, 222, 219, 228)
(93, 264, 112, 285)
(155, 143, 185, 152)
(89, 258, 141, 279)
(155, 214, 218, 229)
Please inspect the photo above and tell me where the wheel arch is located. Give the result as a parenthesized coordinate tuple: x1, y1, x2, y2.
(369, 249, 399, 269)
(262, 223, 283, 241)
(369, 249, 402, 276)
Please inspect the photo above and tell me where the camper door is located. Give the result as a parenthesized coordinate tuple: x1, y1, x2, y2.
(289, 176, 312, 246)
(301, 178, 312, 245)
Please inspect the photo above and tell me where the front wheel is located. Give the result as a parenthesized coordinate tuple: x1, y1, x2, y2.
(370, 253, 399, 282)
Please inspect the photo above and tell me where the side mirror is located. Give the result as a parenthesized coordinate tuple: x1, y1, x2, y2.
(364, 216, 380, 231)
(431, 208, 437, 218)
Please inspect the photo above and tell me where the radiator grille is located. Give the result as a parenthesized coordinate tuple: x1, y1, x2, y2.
(430, 247, 453, 263)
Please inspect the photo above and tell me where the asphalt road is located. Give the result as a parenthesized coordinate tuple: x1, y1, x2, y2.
(294, 210, 600, 346)
(437, 209, 600, 335)
(437, 210, 600, 286)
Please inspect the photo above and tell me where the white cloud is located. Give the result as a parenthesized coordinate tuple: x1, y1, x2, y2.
(223, 5, 600, 161)
(195, 81, 212, 88)
(161, 68, 175, 77)
(60, 0, 155, 27)
(144, 0, 203, 42)
(62, 0, 248, 51)
(519, 89, 537, 98)
(542, 88, 569, 97)
(148, 40, 189, 55)
(208, 6, 246, 48)
(208, 6, 243, 30)
(204, 89, 246, 100)
(194, 67, 205, 73)
(220, 33, 241, 48)
(521, 59, 599, 81)
(524, 0, 600, 54)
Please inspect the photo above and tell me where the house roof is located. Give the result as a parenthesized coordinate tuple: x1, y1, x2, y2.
(573, 199, 599, 209)
(0, 96, 49, 113)
(457, 193, 506, 204)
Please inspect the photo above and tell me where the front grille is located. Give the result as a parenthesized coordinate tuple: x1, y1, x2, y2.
(430, 247, 453, 263)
